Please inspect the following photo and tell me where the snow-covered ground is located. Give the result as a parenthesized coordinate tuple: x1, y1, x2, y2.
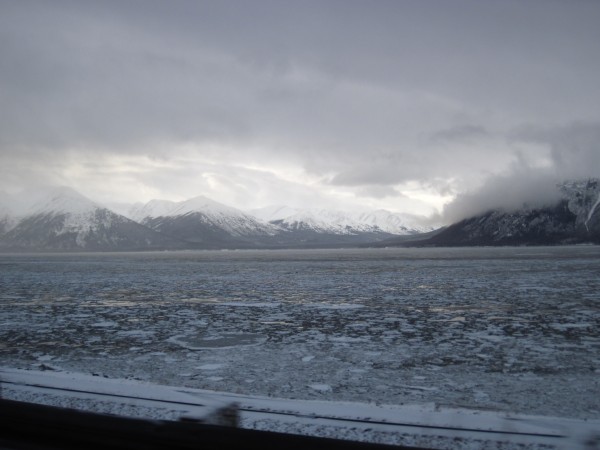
(3, 368, 599, 449)
(1, 247, 599, 448)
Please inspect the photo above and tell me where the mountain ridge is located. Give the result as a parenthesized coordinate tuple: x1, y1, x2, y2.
(377, 178, 600, 247)
(0, 187, 186, 251)
(127, 196, 281, 248)
(250, 205, 432, 236)
(3, 179, 599, 251)
(0, 186, 423, 251)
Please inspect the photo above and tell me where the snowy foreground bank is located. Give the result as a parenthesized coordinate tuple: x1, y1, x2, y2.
(2, 368, 598, 450)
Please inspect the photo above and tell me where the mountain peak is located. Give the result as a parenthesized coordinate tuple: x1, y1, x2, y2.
(174, 195, 238, 216)
(26, 186, 101, 216)
(0, 186, 186, 251)
(128, 195, 241, 222)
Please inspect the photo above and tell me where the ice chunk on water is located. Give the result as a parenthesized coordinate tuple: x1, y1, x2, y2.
(309, 384, 332, 392)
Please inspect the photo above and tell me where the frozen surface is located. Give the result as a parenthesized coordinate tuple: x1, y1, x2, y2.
(1, 247, 599, 446)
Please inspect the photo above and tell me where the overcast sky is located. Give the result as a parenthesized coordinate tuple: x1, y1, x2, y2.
(1, 0, 599, 222)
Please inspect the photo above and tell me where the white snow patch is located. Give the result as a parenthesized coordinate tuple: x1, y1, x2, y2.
(585, 192, 600, 229)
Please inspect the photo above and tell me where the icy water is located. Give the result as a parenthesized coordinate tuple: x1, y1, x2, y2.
(1, 246, 599, 419)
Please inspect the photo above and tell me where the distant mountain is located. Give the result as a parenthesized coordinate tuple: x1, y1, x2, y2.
(395, 178, 600, 247)
(0, 187, 436, 251)
(8, 181, 599, 251)
(560, 179, 600, 234)
(0, 187, 184, 251)
(249, 205, 435, 247)
(125, 198, 432, 249)
(251, 206, 431, 235)
(127, 196, 280, 249)
(250, 206, 418, 247)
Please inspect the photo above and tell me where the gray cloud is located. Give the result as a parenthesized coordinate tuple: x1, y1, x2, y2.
(442, 170, 564, 223)
(430, 125, 490, 143)
(442, 121, 600, 221)
(1, 1, 599, 218)
(510, 122, 600, 179)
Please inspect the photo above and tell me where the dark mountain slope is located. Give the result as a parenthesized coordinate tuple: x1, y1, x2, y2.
(385, 179, 600, 247)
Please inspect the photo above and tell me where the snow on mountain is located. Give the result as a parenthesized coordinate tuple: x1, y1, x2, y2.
(0, 187, 182, 251)
(352, 210, 434, 234)
(129, 196, 247, 222)
(1, 187, 437, 250)
(274, 209, 360, 235)
(25, 186, 102, 216)
(16, 187, 114, 237)
(250, 205, 302, 222)
(559, 178, 600, 232)
(130, 195, 280, 241)
(128, 197, 433, 248)
(15, 187, 115, 239)
(250, 206, 431, 235)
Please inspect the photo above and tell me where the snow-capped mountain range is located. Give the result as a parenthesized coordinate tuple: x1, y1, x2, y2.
(0, 187, 429, 251)
(3, 179, 598, 251)
(0, 187, 183, 251)
(129, 196, 279, 238)
(125, 196, 281, 249)
(250, 206, 432, 235)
